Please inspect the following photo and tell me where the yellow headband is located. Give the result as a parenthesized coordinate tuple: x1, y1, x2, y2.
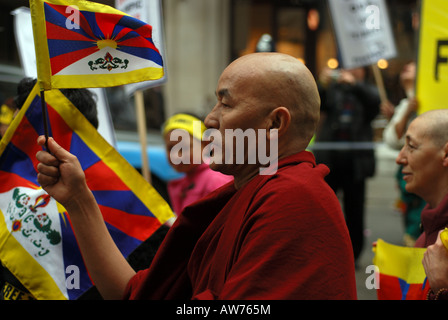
(163, 113, 206, 141)
(0, 104, 15, 125)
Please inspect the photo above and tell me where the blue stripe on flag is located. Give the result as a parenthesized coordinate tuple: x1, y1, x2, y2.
(398, 278, 410, 300)
(114, 29, 140, 42)
(105, 221, 142, 256)
(59, 212, 142, 300)
(117, 15, 146, 32)
(59, 213, 91, 300)
(25, 96, 53, 138)
(0, 144, 38, 186)
(69, 133, 100, 171)
(47, 39, 97, 59)
(44, 3, 96, 42)
(80, 11, 105, 40)
(118, 46, 163, 66)
(92, 190, 154, 217)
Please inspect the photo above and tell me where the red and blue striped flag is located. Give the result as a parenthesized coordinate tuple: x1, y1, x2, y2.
(30, 0, 164, 90)
(0, 84, 173, 299)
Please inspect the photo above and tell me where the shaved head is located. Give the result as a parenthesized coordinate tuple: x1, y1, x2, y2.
(205, 53, 322, 185)
(225, 53, 321, 144)
(416, 109, 448, 148)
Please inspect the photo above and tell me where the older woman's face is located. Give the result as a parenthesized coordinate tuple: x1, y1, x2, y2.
(396, 117, 446, 201)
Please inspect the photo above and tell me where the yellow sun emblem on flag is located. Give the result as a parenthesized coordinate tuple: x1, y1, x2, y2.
(96, 39, 118, 50)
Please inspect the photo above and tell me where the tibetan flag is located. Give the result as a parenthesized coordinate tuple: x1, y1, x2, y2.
(30, 0, 164, 90)
(0, 83, 173, 299)
(373, 239, 430, 300)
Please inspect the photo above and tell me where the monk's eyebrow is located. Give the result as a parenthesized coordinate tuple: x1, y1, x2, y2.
(216, 88, 230, 99)
(405, 135, 413, 143)
(405, 134, 419, 146)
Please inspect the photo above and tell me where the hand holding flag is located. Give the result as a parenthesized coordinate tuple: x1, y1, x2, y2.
(36, 135, 137, 299)
(29, 0, 165, 153)
(423, 230, 448, 295)
(36, 136, 87, 208)
(0, 84, 173, 299)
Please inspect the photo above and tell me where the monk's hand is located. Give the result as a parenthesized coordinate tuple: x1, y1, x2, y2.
(423, 230, 448, 293)
(36, 136, 87, 208)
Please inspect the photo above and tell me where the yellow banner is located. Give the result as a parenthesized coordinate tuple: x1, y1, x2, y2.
(416, 0, 448, 113)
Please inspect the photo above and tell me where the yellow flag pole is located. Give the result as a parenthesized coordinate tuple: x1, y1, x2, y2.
(135, 90, 151, 184)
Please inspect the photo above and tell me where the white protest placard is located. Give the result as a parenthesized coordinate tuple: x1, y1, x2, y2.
(328, 0, 397, 69)
(12, 7, 117, 147)
(12, 7, 37, 79)
(115, 0, 167, 95)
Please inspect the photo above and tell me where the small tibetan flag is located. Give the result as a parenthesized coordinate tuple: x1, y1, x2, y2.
(373, 239, 430, 300)
(0, 84, 173, 299)
(30, 0, 164, 90)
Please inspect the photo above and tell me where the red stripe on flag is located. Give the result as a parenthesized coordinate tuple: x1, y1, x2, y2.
(46, 22, 94, 42)
(376, 273, 429, 300)
(10, 116, 41, 173)
(84, 160, 129, 191)
(0, 172, 38, 193)
(50, 46, 98, 75)
(376, 273, 404, 300)
(406, 283, 430, 300)
(117, 36, 158, 51)
(134, 24, 153, 39)
(46, 3, 96, 40)
(94, 12, 123, 39)
(46, 103, 73, 151)
(114, 25, 151, 43)
(99, 205, 161, 241)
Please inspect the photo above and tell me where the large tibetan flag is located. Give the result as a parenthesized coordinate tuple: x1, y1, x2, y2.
(0, 84, 173, 299)
(30, 0, 164, 90)
(373, 239, 430, 300)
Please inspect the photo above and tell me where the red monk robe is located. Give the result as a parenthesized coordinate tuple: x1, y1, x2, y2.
(123, 151, 357, 300)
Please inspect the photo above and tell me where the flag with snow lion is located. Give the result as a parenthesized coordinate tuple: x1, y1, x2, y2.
(0, 84, 173, 299)
(30, 0, 164, 90)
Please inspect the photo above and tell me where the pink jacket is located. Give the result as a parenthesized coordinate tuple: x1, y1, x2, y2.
(167, 163, 233, 215)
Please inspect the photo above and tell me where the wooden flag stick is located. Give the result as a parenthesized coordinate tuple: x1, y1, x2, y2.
(135, 90, 151, 184)
(371, 64, 388, 103)
(40, 90, 50, 151)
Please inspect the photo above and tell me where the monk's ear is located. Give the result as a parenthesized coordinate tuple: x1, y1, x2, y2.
(443, 142, 448, 167)
(267, 106, 290, 140)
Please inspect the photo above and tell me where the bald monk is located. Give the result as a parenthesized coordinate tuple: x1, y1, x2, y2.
(392, 109, 448, 299)
(396, 109, 448, 248)
(36, 53, 357, 300)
